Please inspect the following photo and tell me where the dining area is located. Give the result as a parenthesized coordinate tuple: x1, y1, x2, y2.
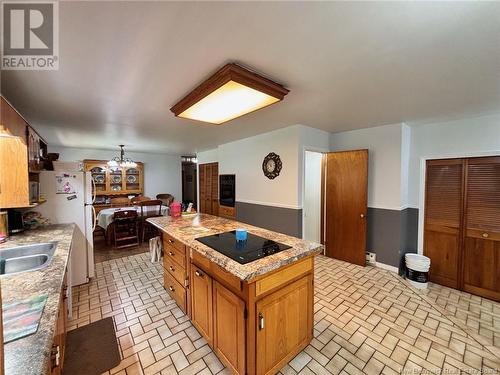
(95, 194, 173, 249)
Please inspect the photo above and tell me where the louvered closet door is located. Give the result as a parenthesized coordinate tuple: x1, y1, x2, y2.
(199, 164, 208, 213)
(211, 163, 219, 216)
(424, 159, 464, 288)
(463, 156, 500, 301)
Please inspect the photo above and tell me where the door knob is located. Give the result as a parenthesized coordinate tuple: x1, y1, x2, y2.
(360, 214, 365, 218)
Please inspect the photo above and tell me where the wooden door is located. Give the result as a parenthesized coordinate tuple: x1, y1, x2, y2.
(256, 276, 312, 375)
(199, 163, 219, 215)
(210, 163, 219, 216)
(199, 164, 208, 213)
(462, 156, 500, 301)
(324, 150, 368, 266)
(213, 282, 245, 375)
(190, 265, 213, 346)
(424, 159, 464, 289)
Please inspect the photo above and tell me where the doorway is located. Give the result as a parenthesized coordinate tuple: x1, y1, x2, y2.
(303, 151, 324, 243)
(182, 157, 198, 207)
(302, 149, 369, 266)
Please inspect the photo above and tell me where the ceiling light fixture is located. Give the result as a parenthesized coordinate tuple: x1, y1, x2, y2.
(170, 63, 289, 125)
(107, 145, 137, 169)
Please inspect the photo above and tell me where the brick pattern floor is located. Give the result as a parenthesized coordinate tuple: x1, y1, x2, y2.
(93, 237, 149, 264)
(68, 253, 500, 374)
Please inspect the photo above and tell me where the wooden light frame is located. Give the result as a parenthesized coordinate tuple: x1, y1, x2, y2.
(170, 63, 289, 124)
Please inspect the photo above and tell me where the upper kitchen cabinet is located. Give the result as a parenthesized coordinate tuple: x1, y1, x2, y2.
(0, 97, 30, 208)
(27, 126, 48, 172)
(1, 96, 48, 173)
(0, 97, 27, 142)
(0, 128, 29, 208)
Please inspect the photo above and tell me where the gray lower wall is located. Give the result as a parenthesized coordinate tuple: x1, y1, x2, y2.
(366, 207, 418, 271)
(235, 202, 302, 237)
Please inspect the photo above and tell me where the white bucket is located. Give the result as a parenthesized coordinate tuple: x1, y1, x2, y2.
(405, 254, 431, 289)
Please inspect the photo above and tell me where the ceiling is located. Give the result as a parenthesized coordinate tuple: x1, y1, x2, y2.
(1, 1, 499, 154)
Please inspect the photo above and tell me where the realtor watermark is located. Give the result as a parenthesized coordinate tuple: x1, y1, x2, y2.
(1, 0, 59, 70)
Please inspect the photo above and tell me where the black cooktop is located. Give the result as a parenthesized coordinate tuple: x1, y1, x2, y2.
(195, 231, 291, 264)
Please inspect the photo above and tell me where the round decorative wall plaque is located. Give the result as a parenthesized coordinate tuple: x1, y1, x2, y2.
(262, 152, 282, 179)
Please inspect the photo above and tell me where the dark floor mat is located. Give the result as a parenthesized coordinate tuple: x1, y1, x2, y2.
(63, 317, 121, 375)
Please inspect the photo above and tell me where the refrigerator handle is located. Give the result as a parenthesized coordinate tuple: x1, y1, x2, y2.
(91, 176, 96, 203)
(91, 205, 97, 232)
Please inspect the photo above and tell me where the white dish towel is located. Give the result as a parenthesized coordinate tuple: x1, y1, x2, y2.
(149, 236, 163, 263)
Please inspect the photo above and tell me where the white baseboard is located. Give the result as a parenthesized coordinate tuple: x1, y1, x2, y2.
(375, 262, 399, 273)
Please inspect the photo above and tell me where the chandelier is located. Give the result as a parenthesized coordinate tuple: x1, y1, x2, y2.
(107, 145, 137, 169)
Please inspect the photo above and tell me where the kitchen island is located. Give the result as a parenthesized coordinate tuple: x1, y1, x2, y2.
(147, 214, 323, 375)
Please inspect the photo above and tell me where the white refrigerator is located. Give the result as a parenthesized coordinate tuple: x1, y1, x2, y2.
(35, 170, 95, 286)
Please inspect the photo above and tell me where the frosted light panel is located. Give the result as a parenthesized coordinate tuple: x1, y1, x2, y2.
(178, 81, 280, 124)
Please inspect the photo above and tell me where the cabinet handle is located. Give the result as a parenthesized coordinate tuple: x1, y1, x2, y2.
(51, 344, 60, 369)
(360, 213, 365, 218)
(169, 266, 175, 272)
(168, 239, 174, 244)
(169, 286, 175, 292)
(258, 313, 264, 330)
(482, 233, 489, 238)
(195, 270, 203, 278)
(168, 251, 174, 256)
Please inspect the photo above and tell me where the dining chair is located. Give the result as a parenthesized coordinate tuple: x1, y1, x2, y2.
(131, 196, 151, 204)
(112, 209, 139, 248)
(110, 197, 131, 207)
(138, 199, 163, 243)
(156, 193, 174, 207)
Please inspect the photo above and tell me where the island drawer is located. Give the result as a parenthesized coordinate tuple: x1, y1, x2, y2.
(164, 271, 186, 312)
(191, 250, 243, 294)
(164, 255, 186, 286)
(163, 233, 186, 253)
(163, 241, 186, 268)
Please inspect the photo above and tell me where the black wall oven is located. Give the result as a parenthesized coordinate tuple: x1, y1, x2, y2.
(219, 174, 235, 207)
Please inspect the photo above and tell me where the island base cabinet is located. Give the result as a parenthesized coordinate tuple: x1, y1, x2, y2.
(256, 276, 313, 375)
(191, 265, 214, 347)
(213, 281, 246, 375)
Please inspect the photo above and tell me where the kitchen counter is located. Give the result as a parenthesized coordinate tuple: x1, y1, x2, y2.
(0, 224, 75, 375)
(147, 214, 323, 281)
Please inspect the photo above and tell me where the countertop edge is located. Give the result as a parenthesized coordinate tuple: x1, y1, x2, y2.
(1, 224, 75, 375)
(147, 215, 324, 282)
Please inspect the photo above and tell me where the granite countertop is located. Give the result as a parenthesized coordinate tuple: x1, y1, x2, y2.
(147, 214, 323, 281)
(0, 224, 75, 375)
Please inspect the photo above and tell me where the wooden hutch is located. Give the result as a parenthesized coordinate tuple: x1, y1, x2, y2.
(83, 160, 144, 212)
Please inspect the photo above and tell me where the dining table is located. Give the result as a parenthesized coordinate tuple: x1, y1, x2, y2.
(97, 205, 169, 244)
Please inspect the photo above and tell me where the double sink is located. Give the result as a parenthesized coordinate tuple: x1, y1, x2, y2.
(0, 242, 57, 276)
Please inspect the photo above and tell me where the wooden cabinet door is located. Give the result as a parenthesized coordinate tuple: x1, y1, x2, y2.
(424, 159, 464, 289)
(463, 157, 500, 301)
(0, 135, 29, 208)
(256, 276, 312, 375)
(191, 265, 213, 346)
(325, 150, 368, 266)
(213, 281, 245, 375)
